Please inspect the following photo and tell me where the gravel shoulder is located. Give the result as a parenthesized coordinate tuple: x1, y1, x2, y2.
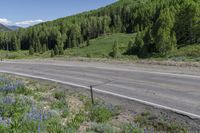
(3, 58, 200, 76)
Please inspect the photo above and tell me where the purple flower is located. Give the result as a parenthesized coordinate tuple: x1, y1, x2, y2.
(0, 116, 12, 126)
(0, 77, 25, 92)
(25, 107, 52, 122)
(37, 122, 41, 133)
(1, 96, 15, 104)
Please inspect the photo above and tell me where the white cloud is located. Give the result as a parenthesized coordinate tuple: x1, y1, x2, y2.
(0, 18, 44, 27)
(0, 18, 11, 25)
(15, 19, 44, 27)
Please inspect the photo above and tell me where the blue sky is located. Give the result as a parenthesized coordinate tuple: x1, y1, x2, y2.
(0, 0, 117, 27)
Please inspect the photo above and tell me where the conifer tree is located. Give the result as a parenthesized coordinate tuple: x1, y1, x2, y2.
(54, 45, 59, 55)
(153, 8, 176, 54)
(110, 41, 120, 58)
(51, 49, 55, 57)
(29, 45, 34, 55)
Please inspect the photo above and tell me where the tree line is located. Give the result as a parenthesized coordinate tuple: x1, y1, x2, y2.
(0, 0, 199, 56)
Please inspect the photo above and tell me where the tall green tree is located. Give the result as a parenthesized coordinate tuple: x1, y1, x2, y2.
(29, 45, 34, 55)
(132, 33, 145, 56)
(110, 40, 120, 58)
(54, 45, 59, 55)
(153, 8, 177, 54)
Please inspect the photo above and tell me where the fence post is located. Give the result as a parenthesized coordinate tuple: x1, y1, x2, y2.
(90, 85, 94, 104)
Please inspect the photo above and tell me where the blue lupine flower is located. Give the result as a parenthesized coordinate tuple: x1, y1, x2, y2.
(0, 76, 25, 92)
(38, 122, 41, 133)
(144, 128, 148, 133)
(25, 107, 52, 122)
(0, 77, 10, 83)
(1, 96, 15, 104)
(0, 116, 12, 126)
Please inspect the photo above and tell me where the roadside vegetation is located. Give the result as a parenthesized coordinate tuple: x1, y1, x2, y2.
(0, 74, 187, 132)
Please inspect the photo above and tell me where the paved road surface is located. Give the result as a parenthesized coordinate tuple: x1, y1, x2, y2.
(0, 60, 200, 118)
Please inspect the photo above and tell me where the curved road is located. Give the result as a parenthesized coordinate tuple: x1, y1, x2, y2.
(0, 60, 200, 119)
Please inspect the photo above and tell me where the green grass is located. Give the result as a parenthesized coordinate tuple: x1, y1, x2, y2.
(66, 33, 136, 58)
(0, 50, 51, 59)
(86, 123, 116, 133)
(0, 50, 29, 59)
(168, 44, 200, 61)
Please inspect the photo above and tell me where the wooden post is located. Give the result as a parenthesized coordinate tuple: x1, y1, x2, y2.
(90, 85, 94, 104)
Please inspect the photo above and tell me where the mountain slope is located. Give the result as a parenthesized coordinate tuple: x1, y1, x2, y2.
(6, 25, 21, 30)
(0, 0, 199, 57)
(0, 23, 11, 32)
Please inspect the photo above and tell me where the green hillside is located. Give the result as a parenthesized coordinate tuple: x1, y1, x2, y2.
(0, 0, 199, 59)
(0, 24, 11, 32)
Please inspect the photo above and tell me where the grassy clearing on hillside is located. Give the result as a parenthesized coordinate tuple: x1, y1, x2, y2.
(65, 33, 136, 58)
(0, 74, 187, 132)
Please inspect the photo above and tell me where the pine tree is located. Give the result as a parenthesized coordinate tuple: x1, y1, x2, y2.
(126, 40, 133, 55)
(42, 44, 47, 53)
(12, 35, 20, 51)
(58, 45, 64, 55)
(54, 45, 59, 55)
(153, 8, 176, 54)
(129, 33, 145, 57)
(29, 45, 34, 55)
(102, 16, 111, 34)
(51, 49, 55, 57)
(56, 31, 64, 55)
(86, 38, 90, 47)
(114, 15, 122, 32)
(110, 41, 120, 58)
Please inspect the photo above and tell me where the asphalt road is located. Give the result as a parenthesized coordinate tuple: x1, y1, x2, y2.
(0, 60, 200, 119)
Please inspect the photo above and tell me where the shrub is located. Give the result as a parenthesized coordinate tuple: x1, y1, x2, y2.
(51, 98, 68, 109)
(54, 45, 59, 55)
(86, 53, 92, 58)
(172, 44, 200, 58)
(54, 91, 66, 100)
(46, 118, 66, 133)
(110, 41, 120, 58)
(16, 84, 32, 95)
(51, 50, 55, 57)
(68, 112, 86, 129)
(87, 123, 116, 133)
(61, 106, 69, 118)
(90, 104, 112, 123)
(0, 124, 8, 133)
(86, 38, 90, 47)
(122, 123, 141, 133)
(29, 46, 34, 55)
(134, 112, 187, 132)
